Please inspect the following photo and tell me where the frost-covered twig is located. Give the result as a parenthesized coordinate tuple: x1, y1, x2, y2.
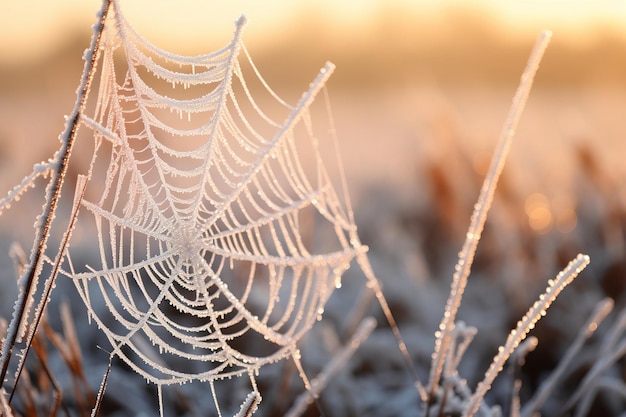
(508, 337, 538, 417)
(598, 306, 626, 356)
(430, 321, 478, 414)
(9, 175, 89, 405)
(463, 253, 590, 417)
(567, 306, 626, 415)
(0, 0, 112, 397)
(441, 373, 500, 417)
(520, 297, 613, 417)
(91, 349, 112, 417)
(0, 162, 52, 216)
(234, 392, 262, 417)
(426, 29, 552, 405)
(445, 321, 478, 376)
(7, 174, 89, 410)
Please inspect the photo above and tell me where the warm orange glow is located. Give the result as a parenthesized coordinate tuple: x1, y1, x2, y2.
(552, 193, 578, 233)
(1, 1, 626, 65)
(524, 192, 578, 235)
(525, 193, 552, 234)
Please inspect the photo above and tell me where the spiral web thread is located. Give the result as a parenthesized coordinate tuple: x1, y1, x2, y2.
(61, 1, 364, 412)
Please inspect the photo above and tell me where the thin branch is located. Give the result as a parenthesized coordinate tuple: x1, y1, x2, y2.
(0, 0, 112, 397)
(90, 349, 113, 417)
(508, 337, 538, 417)
(9, 175, 89, 405)
(234, 391, 262, 417)
(0, 162, 52, 216)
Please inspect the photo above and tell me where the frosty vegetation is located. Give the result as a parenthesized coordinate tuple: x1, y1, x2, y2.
(1, 1, 626, 416)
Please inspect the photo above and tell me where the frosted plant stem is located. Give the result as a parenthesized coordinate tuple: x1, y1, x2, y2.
(0, 0, 111, 396)
(520, 297, 613, 417)
(8, 175, 88, 405)
(561, 334, 626, 413)
(598, 307, 626, 356)
(509, 337, 538, 417)
(90, 353, 112, 417)
(463, 253, 590, 417)
(573, 377, 626, 417)
(567, 308, 626, 414)
(284, 317, 376, 417)
(446, 322, 478, 374)
(234, 392, 262, 417)
(509, 380, 522, 417)
(0, 162, 52, 216)
(0, 388, 14, 417)
(426, 30, 552, 406)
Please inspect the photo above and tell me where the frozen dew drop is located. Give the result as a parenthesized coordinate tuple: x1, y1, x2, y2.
(334, 276, 342, 289)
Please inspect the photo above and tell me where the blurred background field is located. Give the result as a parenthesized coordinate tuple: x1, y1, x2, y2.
(1, 1, 626, 415)
(2, 1, 626, 194)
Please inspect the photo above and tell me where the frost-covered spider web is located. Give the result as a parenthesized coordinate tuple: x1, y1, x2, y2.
(62, 0, 367, 411)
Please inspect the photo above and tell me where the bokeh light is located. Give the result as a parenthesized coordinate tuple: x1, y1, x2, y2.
(525, 193, 553, 234)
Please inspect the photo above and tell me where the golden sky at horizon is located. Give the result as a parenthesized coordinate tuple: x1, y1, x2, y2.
(1, 1, 625, 64)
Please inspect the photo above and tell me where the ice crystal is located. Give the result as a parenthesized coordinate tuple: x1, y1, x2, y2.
(60, 1, 366, 413)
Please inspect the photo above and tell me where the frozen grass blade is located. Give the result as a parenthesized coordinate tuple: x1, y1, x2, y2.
(572, 376, 626, 417)
(8, 174, 89, 406)
(566, 307, 626, 415)
(561, 330, 626, 413)
(31, 331, 67, 417)
(0, 162, 52, 216)
(45, 300, 96, 413)
(445, 322, 478, 376)
(234, 392, 262, 417)
(0, 0, 111, 396)
(520, 297, 613, 417)
(91, 350, 112, 417)
(508, 337, 538, 417)
(426, 30, 552, 406)
(463, 253, 590, 417)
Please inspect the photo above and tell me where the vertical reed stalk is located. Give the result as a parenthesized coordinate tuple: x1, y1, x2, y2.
(0, 0, 112, 397)
(426, 30, 552, 407)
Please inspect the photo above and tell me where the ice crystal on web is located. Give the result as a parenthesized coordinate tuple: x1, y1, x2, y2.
(61, 1, 364, 413)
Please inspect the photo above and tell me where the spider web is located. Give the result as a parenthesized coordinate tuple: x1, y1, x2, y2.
(62, 0, 364, 403)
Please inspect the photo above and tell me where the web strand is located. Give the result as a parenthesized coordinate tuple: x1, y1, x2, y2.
(62, 2, 364, 408)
